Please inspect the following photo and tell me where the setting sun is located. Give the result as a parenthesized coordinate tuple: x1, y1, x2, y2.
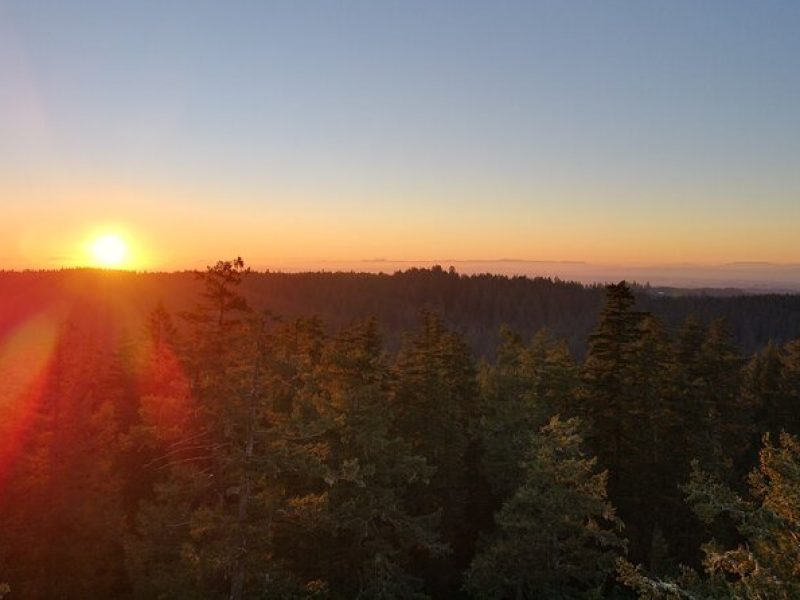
(89, 234, 129, 268)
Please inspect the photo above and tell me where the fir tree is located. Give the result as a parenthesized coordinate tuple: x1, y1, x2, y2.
(466, 417, 626, 599)
(479, 327, 579, 501)
(580, 282, 648, 560)
(580, 281, 643, 486)
(127, 259, 308, 598)
(621, 432, 800, 599)
(391, 311, 481, 593)
(297, 319, 445, 597)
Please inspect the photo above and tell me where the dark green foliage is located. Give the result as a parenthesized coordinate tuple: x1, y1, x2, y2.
(391, 311, 483, 593)
(126, 259, 318, 599)
(581, 282, 643, 483)
(7, 268, 800, 360)
(743, 340, 800, 441)
(3, 267, 800, 598)
(288, 319, 445, 598)
(479, 328, 579, 500)
(579, 282, 652, 561)
(621, 432, 800, 599)
(466, 417, 626, 599)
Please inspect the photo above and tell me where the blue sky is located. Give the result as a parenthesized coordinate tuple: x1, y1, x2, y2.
(2, 1, 799, 269)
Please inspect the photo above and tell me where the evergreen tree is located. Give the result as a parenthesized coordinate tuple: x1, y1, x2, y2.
(580, 282, 643, 485)
(621, 432, 800, 599)
(701, 319, 748, 475)
(479, 327, 544, 501)
(743, 339, 800, 442)
(392, 311, 481, 593)
(580, 282, 650, 560)
(624, 314, 682, 571)
(778, 338, 800, 434)
(466, 417, 626, 599)
(294, 319, 445, 598)
(479, 328, 579, 501)
(127, 259, 309, 598)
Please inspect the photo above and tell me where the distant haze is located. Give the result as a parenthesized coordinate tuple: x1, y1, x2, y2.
(259, 260, 800, 293)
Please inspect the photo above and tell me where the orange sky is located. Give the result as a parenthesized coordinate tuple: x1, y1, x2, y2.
(3, 175, 799, 272)
(3, 2, 800, 273)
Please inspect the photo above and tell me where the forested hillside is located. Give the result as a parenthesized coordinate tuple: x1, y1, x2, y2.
(1, 266, 799, 358)
(1, 260, 799, 598)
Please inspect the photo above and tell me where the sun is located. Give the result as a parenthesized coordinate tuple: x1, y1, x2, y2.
(90, 234, 129, 268)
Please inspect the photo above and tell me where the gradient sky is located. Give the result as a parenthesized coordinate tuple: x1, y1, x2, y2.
(2, 1, 799, 271)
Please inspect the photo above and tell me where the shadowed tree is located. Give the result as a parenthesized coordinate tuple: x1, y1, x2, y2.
(466, 416, 626, 599)
(479, 327, 579, 502)
(292, 319, 445, 597)
(392, 311, 482, 594)
(621, 432, 800, 599)
(127, 259, 313, 598)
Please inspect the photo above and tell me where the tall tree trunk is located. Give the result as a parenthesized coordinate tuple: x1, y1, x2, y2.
(229, 324, 262, 600)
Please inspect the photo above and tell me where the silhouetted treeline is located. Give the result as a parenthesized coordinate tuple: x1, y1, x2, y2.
(1, 261, 800, 598)
(2, 267, 800, 359)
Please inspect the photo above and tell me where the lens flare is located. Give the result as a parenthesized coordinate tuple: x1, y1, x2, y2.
(0, 314, 58, 486)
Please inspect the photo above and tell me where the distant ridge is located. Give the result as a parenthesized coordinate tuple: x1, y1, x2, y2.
(1, 268, 799, 360)
(256, 259, 800, 292)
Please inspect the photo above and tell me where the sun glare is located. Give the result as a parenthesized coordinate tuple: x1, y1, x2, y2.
(90, 234, 129, 268)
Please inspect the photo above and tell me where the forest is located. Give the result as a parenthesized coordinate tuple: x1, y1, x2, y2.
(1, 258, 799, 598)
(2, 266, 800, 359)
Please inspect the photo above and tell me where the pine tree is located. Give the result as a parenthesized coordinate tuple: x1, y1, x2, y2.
(700, 319, 748, 475)
(580, 282, 649, 560)
(624, 314, 681, 570)
(127, 259, 310, 598)
(479, 327, 544, 501)
(580, 282, 643, 486)
(479, 328, 579, 501)
(779, 338, 800, 434)
(391, 311, 481, 593)
(621, 432, 800, 599)
(466, 417, 626, 599)
(294, 319, 445, 597)
(744, 339, 800, 442)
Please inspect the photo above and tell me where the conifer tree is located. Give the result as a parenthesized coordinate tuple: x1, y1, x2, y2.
(479, 327, 579, 501)
(127, 259, 310, 598)
(391, 311, 481, 592)
(743, 340, 800, 442)
(479, 327, 543, 501)
(580, 281, 643, 487)
(779, 338, 800, 434)
(701, 319, 748, 474)
(621, 432, 800, 599)
(294, 319, 444, 597)
(466, 417, 626, 599)
(580, 282, 650, 560)
(624, 314, 681, 568)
